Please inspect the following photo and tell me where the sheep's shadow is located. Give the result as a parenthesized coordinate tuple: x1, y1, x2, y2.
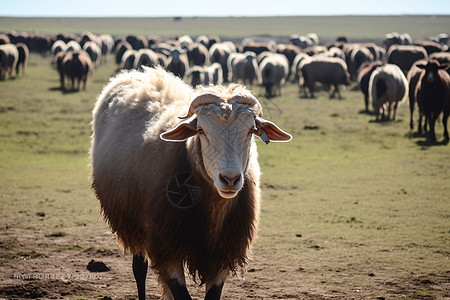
(415, 139, 449, 147)
(48, 86, 82, 94)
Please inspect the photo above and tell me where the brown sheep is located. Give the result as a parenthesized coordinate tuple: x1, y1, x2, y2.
(90, 66, 291, 299)
(300, 57, 350, 99)
(415, 60, 450, 143)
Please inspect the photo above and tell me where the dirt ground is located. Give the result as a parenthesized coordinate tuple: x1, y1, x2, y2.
(1, 222, 449, 300)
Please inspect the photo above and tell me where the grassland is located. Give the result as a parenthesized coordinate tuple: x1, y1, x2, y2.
(1, 15, 450, 41)
(1, 16, 450, 299)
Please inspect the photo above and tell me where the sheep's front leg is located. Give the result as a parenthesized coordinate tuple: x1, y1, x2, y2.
(204, 269, 228, 300)
(162, 264, 191, 300)
(133, 254, 148, 300)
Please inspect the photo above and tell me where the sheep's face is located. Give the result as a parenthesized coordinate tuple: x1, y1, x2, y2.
(195, 104, 255, 198)
(161, 101, 292, 199)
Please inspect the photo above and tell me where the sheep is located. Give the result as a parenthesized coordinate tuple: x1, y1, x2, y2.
(188, 63, 224, 88)
(415, 60, 450, 143)
(120, 49, 138, 70)
(51, 40, 68, 57)
(134, 48, 159, 70)
(66, 40, 81, 52)
(0, 44, 19, 80)
(166, 47, 190, 79)
(187, 42, 210, 67)
(357, 61, 384, 112)
(385, 32, 412, 51)
(209, 42, 236, 82)
(258, 53, 289, 98)
(99, 34, 115, 62)
(275, 44, 302, 80)
(61, 50, 93, 91)
(83, 41, 102, 68)
(368, 64, 408, 121)
(115, 41, 133, 65)
(15, 42, 29, 76)
(387, 45, 428, 73)
(300, 56, 350, 99)
(407, 60, 428, 133)
(227, 51, 260, 87)
(348, 45, 374, 80)
(90, 66, 292, 300)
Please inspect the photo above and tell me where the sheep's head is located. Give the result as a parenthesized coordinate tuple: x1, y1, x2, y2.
(416, 59, 448, 84)
(161, 85, 292, 199)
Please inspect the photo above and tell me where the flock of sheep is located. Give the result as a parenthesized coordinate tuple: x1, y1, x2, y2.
(1, 30, 449, 141)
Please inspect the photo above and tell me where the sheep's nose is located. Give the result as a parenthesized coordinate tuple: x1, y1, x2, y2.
(218, 172, 241, 188)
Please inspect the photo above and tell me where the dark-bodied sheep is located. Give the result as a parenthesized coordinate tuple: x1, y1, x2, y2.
(357, 61, 384, 112)
(90, 66, 291, 300)
(134, 49, 159, 70)
(187, 42, 210, 67)
(387, 45, 428, 73)
(258, 53, 289, 98)
(62, 50, 93, 91)
(83, 41, 102, 68)
(415, 60, 450, 143)
(166, 47, 190, 79)
(209, 42, 235, 83)
(369, 64, 408, 121)
(15, 42, 29, 76)
(115, 41, 133, 65)
(300, 56, 350, 99)
(407, 60, 428, 132)
(0, 44, 19, 80)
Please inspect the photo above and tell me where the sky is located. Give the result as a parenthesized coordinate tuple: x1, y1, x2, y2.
(2, 0, 450, 17)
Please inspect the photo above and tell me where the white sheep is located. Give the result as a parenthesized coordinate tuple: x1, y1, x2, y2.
(369, 63, 408, 121)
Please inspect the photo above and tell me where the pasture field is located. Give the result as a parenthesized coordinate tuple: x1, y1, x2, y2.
(1, 15, 450, 42)
(1, 16, 450, 299)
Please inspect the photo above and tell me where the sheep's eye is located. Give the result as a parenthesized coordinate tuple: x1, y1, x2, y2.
(197, 127, 204, 134)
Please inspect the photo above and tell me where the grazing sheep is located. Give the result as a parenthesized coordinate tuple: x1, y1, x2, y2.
(61, 50, 93, 91)
(407, 60, 428, 132)
(115, 41, 133, 65)
(369, 64, 408, 121)
(209, 42, 236, 82)
(90, 66, 291, 300)
(83, 41, 102, 68)
(258, 53, 289, 98)
(290, 52, 310, 83)
(120, 49, 138, 70)
(227, 51, 260, 87)
(0, 34, 10, 45)
(15, 42, 29, 76)
(66, 40, 81, 52)
(188, 63, 224, 88)
(51, 40, 68, 57)
(387, 45, 428, 73)
(134, 49, 159, 70)
(275, 44, 302, 80)
(357, 61, 384, 112)
(166, 47, 190, 79)
(300, 56, 350, 99)
(415, 60, 450, 142)
(242, 42, 273, 55)
(429, 52, 450, 67)
(187, 42, 210, 66)
(0, 44, 19, 80)
(188, 65, 205, 87)
(385, 32, 412, 51)
(99, 34, 115, 62)
(349, 45, 374, 80)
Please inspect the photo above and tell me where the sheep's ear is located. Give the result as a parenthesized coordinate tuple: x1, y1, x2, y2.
(160, 117, 198, 142)
(254, 117, 292, 143)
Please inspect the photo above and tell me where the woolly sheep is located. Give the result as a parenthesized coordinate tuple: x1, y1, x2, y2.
(227, 51, 260, 87)
(300, 56, 350, 99)
(387, 45, 428, 73)
(368, 64, 408, 121)
(0, 44, 19, 80)
(258, 53, 289, 98)
(90, 66, 291, 300)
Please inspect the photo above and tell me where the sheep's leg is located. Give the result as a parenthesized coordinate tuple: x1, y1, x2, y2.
(133, 254, 148, 300)
(205, 269, 228, 300)
(163, 264, 191, 300)
(443, 110, 449, 143)
(427, 114, 437, 142)
(392, 102, 398, 121)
